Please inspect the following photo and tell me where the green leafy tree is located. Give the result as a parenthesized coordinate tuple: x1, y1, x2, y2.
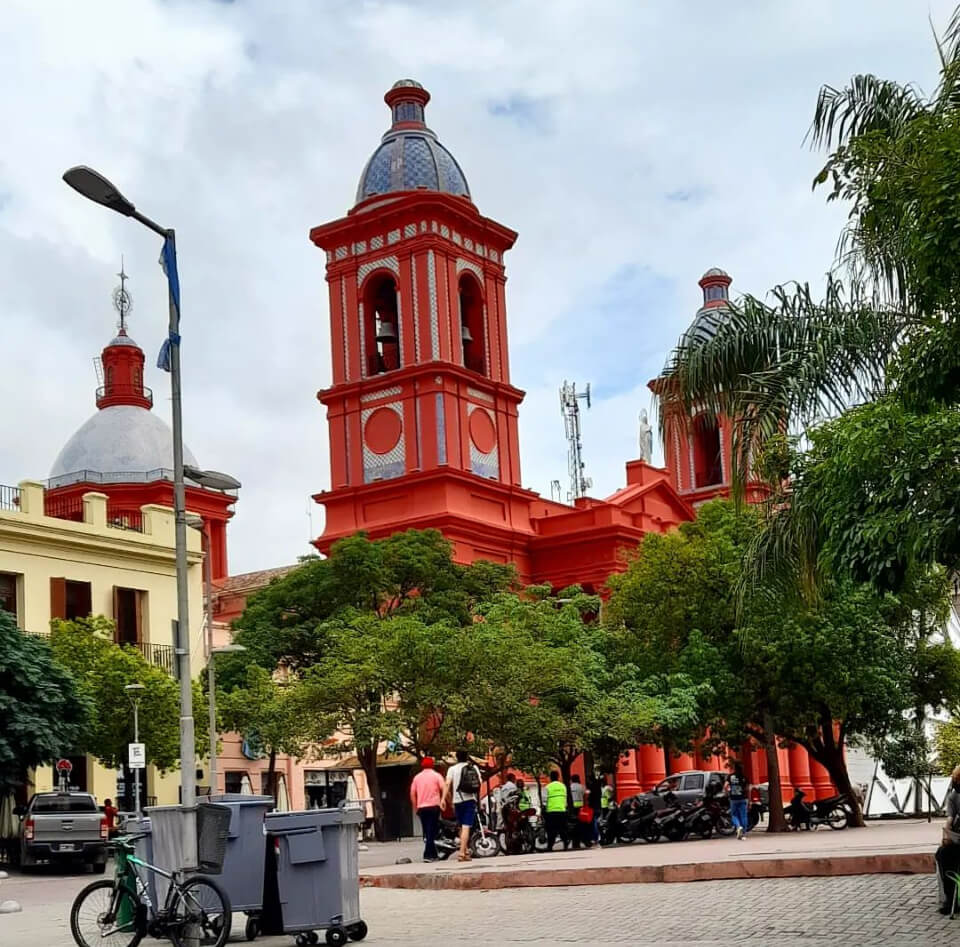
(223, 530, 515, 685)
(218, 665, 318, 799)
(298, 613, 404, 841)
(0, 610, 89, 794)
(49, 617, 209, 808)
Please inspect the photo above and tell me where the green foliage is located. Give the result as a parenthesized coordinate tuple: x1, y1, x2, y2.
(223, 530, 516, 685)
(0, 610, 89, 793)
(48, 617, 191, 771)
(791, 400, 960, 589)
(935, 718, 960, 775)
(218, 665, 316, 764)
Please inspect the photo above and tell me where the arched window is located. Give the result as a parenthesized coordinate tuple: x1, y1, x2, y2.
(106, 366, 114, 387)
(458, 275, 486, 376)
(692, 415, 723, 488)
(364, 275, 400, 376)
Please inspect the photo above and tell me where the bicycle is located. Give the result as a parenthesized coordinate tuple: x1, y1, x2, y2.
(69, 833, 232, 947)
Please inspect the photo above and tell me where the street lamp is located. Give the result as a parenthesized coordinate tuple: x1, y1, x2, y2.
(123, 684, 146, 820)
(64, 165, 197, 871)
(184, 467, 242, 492)
(186, 513, 244, 795)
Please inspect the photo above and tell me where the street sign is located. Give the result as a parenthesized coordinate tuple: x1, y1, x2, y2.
(56, 759, 72, 774)
(128, 743, 146, 770)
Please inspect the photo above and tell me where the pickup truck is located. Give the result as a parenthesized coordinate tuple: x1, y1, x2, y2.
(14, 792, 108, 872)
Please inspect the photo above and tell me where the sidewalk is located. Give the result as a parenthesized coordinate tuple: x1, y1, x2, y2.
(361, 818, 939, 890)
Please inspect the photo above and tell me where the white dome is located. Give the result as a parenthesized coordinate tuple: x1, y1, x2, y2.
(49, 405, 198, 483)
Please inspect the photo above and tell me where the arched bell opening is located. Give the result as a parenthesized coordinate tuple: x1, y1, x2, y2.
(691, 414, 723, 488)
(363, 274, 401, 376)
(458, 274, 486, 376)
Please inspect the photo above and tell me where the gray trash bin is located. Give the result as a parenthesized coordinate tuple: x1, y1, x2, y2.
(265, 804, 366, 944)
(201, 794, 273, 931)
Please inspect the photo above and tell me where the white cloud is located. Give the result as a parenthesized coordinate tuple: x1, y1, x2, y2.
(0, 0, 953, 571)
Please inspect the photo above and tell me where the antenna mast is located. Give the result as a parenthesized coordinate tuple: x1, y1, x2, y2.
(559, 380, 592, 502)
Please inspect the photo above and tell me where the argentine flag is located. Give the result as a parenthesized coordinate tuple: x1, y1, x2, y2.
(156, 234, 181, 372)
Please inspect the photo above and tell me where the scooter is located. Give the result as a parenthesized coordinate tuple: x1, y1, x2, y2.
(784, 789, 849, 831)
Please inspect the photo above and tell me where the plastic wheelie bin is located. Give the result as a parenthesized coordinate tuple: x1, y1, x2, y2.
(264, 803, 367, 946)
(201, 794, 273, 941)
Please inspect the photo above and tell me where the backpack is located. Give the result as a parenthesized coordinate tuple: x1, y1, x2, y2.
(458, 762, 480, 795)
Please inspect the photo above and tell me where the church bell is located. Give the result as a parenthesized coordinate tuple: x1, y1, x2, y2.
(376, 319, 398, 344)
(460, 322, 473, 345)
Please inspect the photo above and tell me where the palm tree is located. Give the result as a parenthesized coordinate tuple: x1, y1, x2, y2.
(657, 6, 960, 496)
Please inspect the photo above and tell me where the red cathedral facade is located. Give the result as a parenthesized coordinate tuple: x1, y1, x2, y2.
(306, 81, 832, 803)
(309, 80, 696, 593)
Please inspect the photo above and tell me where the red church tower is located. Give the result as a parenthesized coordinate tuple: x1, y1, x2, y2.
(310, 80, 541, 574)
(310, 80, 696, 586)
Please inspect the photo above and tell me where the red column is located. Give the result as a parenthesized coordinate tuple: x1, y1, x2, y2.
(810, 756, 834, 799)
(671, 750, 695, 773)
(789, 745, 813, 797)
(616, 750, 641, 801)
(744, 742, 766, 786)
(777, 746, 795, 804)
(639, 744, 665, 791)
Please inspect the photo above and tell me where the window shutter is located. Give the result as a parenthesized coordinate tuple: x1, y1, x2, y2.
(50, 577, 67, 620)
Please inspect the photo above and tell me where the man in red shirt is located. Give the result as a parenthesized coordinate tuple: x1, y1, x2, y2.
(409, 757, 445, 862)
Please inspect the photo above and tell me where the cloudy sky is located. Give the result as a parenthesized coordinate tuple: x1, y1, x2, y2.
(0, 0, 953, 574)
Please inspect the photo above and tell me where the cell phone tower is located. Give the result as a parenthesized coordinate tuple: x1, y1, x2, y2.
(559, 380, 592, 502)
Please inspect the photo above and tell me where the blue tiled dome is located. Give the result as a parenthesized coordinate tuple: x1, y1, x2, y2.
(355, 81, 471, 205)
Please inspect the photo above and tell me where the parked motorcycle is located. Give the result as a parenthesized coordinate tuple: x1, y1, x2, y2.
(784, 790, 849, 831)
(435, 812, 501, 858)
(497, 802, 538, 855)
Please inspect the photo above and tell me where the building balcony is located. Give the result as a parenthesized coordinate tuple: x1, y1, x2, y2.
(95, 384, 153, 408)
(25, 628, 175, 676)
(0, 484, 20, 512)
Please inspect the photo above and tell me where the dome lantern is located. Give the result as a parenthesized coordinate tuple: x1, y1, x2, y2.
(355, 80, 471, 205)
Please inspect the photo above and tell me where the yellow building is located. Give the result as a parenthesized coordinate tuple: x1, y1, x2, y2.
(0, 479, 205, 808)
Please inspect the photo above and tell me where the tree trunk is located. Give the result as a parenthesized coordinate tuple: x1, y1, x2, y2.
(806, 713, 864, 828)
(762, 711, 788, 833)
(816, 741, 864, 827)
(359, 747, 386, 841)
(266, 748, 277, 803)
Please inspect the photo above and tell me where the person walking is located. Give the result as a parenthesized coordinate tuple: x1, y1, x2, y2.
(544, 771, 569, 851)
(409, 757, 445, 862)
(937, 764, 960, 914)
(725, 761, 750, 840)
(442, 749, 481, 862)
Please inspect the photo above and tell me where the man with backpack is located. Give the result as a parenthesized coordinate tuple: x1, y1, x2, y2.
(442, 749, 481, 862)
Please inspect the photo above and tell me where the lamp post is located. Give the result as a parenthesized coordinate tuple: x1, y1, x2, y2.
(186, 511, 244, 797)
(124, 683, 145, 820)
(63, 166, 197, 872)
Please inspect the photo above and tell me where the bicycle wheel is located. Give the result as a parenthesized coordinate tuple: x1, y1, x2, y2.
(70, 879, 143, 947)
(168, 877, 232, 947)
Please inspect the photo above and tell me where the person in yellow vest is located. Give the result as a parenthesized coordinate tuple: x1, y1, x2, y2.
(544, 771, 569, 851)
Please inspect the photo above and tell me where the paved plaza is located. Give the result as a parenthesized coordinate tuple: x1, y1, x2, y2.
(0, 870, 950, 946)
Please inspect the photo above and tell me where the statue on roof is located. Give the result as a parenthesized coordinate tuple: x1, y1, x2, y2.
(638, 409, 653, 463)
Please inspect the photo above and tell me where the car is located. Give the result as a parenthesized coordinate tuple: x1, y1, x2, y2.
(14, 791, 108, 872)
(628, 770, 728, 811)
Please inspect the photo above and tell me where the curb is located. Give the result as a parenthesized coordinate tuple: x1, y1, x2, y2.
(360, 852, 934, 891)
